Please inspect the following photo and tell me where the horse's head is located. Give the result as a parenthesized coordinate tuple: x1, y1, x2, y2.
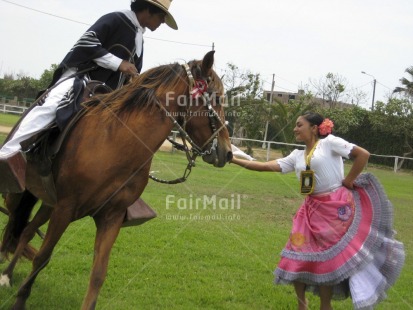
(95, 51, 233, 168)
(182, 51, 233, 167)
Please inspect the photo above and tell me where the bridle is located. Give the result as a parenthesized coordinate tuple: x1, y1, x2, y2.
(149, 63, 228, 184)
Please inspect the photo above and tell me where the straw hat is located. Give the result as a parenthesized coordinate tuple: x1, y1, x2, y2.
(144, 0, 178, 30)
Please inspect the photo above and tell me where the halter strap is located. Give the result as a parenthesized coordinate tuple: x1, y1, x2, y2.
(149, 63, 226, 184)
(182, 63, 195, 92)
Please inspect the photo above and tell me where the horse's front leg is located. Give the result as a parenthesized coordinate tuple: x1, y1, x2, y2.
(81, 211, 124, 310)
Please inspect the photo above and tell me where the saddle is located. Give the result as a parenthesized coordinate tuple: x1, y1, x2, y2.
(0, 80, 156, 227)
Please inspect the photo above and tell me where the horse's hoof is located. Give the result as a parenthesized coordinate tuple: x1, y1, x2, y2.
(0, 274, 11, 287)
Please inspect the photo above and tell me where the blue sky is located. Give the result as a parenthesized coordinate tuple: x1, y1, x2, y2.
(1, 0, 412, 108)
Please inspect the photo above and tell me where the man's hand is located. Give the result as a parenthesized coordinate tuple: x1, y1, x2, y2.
(118, 60, 139, 76)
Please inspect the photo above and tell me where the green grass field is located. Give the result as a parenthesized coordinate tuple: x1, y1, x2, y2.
(0, 113, 18, 143)
(0, 149, 412, 309)
(0, 113, 20, 128)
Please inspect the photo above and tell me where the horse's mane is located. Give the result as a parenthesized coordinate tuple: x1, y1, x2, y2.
(83, 63, 187, 121)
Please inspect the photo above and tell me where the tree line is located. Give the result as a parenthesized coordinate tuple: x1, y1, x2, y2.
(0, 64, 57, 103)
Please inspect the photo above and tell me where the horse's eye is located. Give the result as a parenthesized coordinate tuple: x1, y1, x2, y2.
(210, 94, 222, 106)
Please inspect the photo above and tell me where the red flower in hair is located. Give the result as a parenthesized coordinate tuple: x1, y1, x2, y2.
(318, 118, 334, 136)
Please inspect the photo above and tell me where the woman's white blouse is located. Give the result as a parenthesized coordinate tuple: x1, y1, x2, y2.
(277, 135, 356, 194)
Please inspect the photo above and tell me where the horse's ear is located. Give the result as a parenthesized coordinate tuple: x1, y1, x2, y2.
(201, 51, 215, 75)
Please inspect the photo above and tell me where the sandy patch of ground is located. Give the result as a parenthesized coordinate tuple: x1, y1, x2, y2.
(0, 126, 11, 134)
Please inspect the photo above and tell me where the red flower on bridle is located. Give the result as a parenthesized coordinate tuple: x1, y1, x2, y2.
(318, 118, 334, 136)
(190, 79, 208, 99)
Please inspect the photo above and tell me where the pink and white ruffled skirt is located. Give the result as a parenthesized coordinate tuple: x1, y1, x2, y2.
(274, 173, 405, 309)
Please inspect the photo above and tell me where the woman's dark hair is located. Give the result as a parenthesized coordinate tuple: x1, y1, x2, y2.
(302, 112, 324, 126)
(131, 0, 165, 15)
(302, 112, 329, 137)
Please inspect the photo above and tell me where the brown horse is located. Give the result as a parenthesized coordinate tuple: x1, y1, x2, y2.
(0, 51, 232, 309)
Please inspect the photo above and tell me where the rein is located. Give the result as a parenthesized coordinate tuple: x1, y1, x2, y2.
(149, 64, 227, 184)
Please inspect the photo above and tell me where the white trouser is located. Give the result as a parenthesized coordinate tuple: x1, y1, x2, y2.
(0, 75, 75, 157)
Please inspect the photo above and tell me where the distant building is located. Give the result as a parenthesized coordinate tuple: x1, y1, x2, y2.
(263, 90, 352, 108)
(263, 90, 305, 104)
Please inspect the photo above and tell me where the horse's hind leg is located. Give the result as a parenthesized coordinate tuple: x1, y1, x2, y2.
(1, 191, 38, 260)
(81, 212, 124, 310)
(0, 204, 52, 287)
(12, 207, 71, 310)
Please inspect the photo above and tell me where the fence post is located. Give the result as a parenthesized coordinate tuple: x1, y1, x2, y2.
(266, 142, 271, 161)
(394, 156, 399, 173)
(171, 131, 177, 153)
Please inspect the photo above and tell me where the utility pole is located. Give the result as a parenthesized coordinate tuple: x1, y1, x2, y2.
(371, 78, 376, 110)
(262, 74, 275, 148)
(361, 71, 376, 110)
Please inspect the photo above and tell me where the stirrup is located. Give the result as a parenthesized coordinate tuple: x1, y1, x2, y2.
(0, 151, 26, 193)
(122, 198, 157, 227)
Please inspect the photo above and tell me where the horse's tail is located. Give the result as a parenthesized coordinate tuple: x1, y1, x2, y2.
(1, 191, 38, 260)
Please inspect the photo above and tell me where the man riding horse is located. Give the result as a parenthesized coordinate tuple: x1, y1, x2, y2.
(0, 0, 178, 192)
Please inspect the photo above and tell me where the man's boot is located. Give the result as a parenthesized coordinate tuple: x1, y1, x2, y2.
(0, 151, 26, 193)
